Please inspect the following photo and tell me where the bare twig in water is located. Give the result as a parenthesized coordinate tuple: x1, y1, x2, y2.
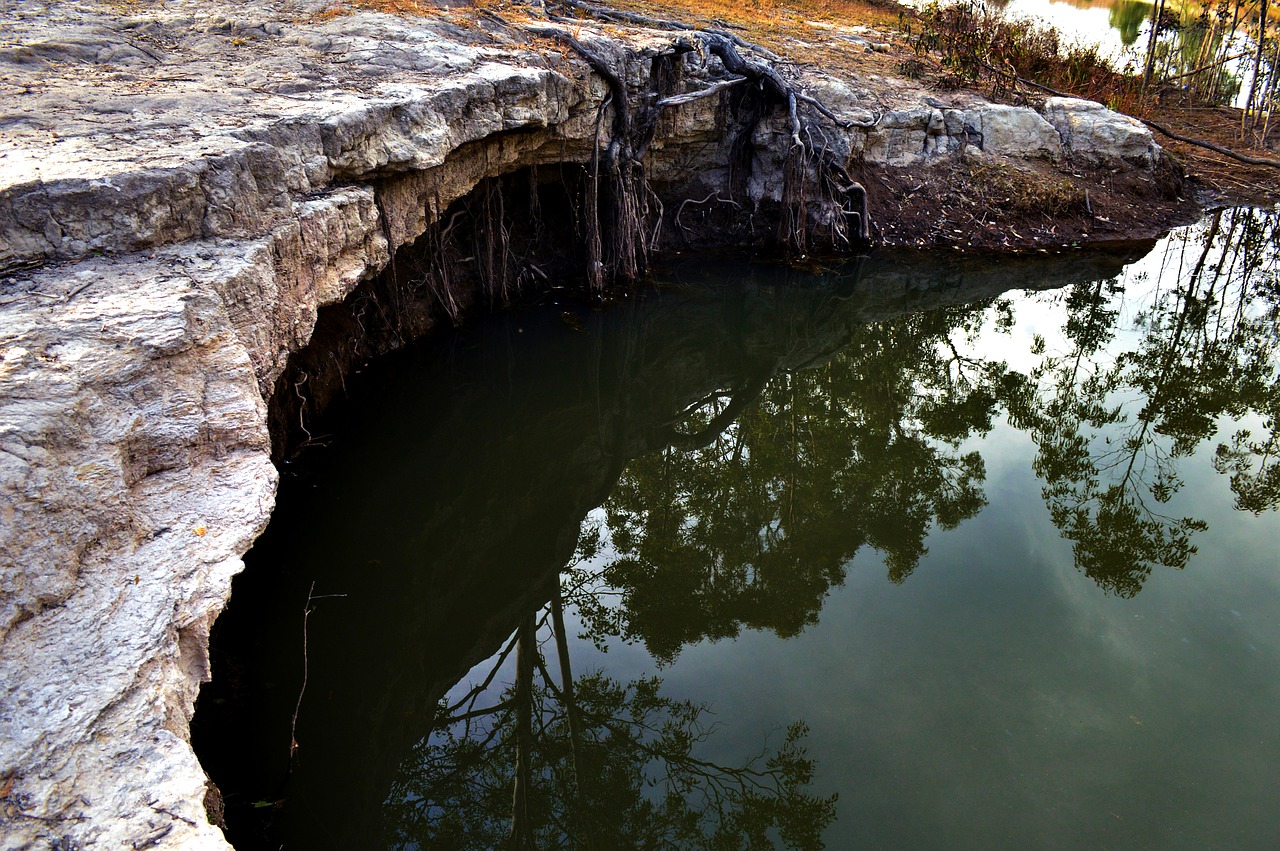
(290, 581, 316, 761)
(293, 371, 311, 442)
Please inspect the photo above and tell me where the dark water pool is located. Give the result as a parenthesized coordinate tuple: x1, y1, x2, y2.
(194, 207, 1280, 850)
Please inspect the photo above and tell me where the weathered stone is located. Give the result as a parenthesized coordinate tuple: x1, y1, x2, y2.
(0, 254, 276, 849)
(864, 106, 936, 165)
(1041, 96, 1160, 168)
(0, 197, 397, 851)
(861, 101, 1064, 166)
(962, 103, 1063, 161)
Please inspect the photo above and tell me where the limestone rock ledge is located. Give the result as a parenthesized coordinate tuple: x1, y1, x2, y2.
(0, 7, 588, 843)
(0, 190, 389, 848)
(0, 2, 1174, 848)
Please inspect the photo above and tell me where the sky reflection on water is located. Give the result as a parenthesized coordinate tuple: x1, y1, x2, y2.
(411, 209, 1280, 849)
(198, 209, 1280, 850)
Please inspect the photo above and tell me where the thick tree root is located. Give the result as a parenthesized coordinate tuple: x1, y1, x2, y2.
(527, 24, 689, 285)
(529, 1, 875, 266)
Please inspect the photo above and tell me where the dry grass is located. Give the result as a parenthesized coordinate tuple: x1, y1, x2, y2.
(313, 3, 354, 21)
(965, 159, 1085, 216)
(356, 0, 445, 14)
(330, 0, 905, 63)
(312, 0, 443, 21)
(598, 0, 904, 56)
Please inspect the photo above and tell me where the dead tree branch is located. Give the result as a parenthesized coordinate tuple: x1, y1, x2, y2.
(1142, 118, 1280, 169)
(655, 75, 748, 107)
(289, 582, 316, 761)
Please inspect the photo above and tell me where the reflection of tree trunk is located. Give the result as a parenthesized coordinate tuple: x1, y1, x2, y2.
(550, 587, 592, 846)
(1188, 209, 1222, 284)
(1226, 211, 1253, 336)
(508, 615, 536, 850)
(662, 370, 774, 451)
(1212, 209, 1240, 296)
(788, 373, 798, 529)
(1058, 278, 1108, 412)
(1120, 213, 1219, 490)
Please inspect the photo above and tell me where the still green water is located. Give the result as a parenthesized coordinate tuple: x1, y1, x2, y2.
(196, 208, 1280, 850)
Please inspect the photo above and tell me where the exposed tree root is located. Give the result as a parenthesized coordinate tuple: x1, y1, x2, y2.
(689, 31, 872, 251)
(655, 76, 747, 107)
(551, 0, 783, 61)
(528, 2, 875, 262)
(381, 1, 877, 309)
(526, 26, 685, 285)
(1142, 118, 1280, 169)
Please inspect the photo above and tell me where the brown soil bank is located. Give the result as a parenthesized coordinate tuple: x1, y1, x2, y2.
(0, 1, 1252, 849)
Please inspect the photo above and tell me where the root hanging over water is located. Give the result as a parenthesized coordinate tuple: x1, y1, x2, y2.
(531, 5, 874, 263)
(406, 170, 573, 325)
(530, 27, 690, 287)
(374, 3, 879, 333)
(417, 205, 468, 325)
(696, 31, 874, 253)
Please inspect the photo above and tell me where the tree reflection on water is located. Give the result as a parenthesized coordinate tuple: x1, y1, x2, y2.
(577, 303, 1007, 664)
(387, 586, 836, 850)
(581, 207, 1280, 675)
(203, 210, 1279, 850)
(386, 209, 1279, 848)
(1009, 206, 1280, 595)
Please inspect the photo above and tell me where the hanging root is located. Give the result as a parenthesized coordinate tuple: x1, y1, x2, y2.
(528, 26, 691, 286)
(687, 31, 874, 253)
(554, 13, 875, 255)
(528, 3, 876, 276)
(674, 191, 740, 241)
(414, 205, 467, 325)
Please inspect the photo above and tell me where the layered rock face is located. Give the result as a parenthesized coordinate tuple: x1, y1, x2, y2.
(0, 2, 1171, 848)
(854, 97, 1157, 167)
